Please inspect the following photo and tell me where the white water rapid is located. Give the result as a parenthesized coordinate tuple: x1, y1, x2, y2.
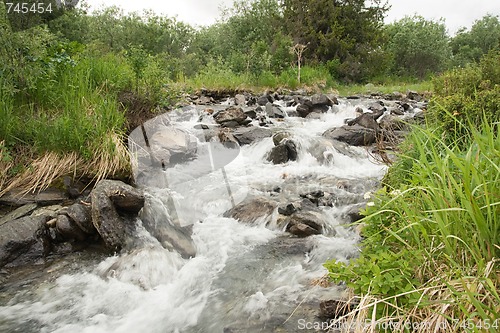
(0, 98, 387, 333)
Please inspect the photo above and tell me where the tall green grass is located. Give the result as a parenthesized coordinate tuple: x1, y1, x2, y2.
(326, 115, 499, 330)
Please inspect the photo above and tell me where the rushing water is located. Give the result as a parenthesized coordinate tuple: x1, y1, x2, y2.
(0, 99, 387, 332)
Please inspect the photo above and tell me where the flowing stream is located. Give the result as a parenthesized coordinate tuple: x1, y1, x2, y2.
(0, 99, 387, 332)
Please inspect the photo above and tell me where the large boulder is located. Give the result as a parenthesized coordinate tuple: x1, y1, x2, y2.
(323, 125, 377, 146)
(149, 127, 197, 167)
(91, 180, 145, 251)
(214, 106, 249, 127)
(233, 127, 272, 145)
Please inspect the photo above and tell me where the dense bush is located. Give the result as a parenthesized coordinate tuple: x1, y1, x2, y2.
(430, 51, 500, 144)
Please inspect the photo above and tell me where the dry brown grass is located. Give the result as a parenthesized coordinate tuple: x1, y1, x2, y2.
(0, 133, 131, 197)
(325, 260, 499, 333)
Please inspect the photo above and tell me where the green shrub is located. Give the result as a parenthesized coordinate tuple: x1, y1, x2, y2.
(430, 51, 500, 145)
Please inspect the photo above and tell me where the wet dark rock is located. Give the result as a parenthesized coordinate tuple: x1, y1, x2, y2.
(56, 214, 87, 242)
(91, 180, 145, 251)
(346, 112, 381, 131)
(344, 203, 366, 223)
(256, 95, 273, 106)
(311, 104, 330, 114)
(65, 203, 94, 234)
(368, 101, 386, 113)
(319, 299, 358, 320)
(214, 106, 248, 126)
(296, 103, 311, 118)
(109, 189, 145, 214)
(323, 125, 377, 146)
(193, 124, 211, 130)
(267, 145, 289, 164)
(265, 103, 285, 118)
(0, 215, 49, 267)
(285, 211, 324, 237)
(233, 127, 272, 145)
(285, 140, 298, 161)
(243, 109, 257, 119)
(278, 203, 298, 216)
(223, 197, 277, 225)
(267, 139, 298, 164)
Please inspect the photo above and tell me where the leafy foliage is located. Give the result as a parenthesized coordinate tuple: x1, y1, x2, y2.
(385, 15, 451, 78)
(430, 51, 500, 144)
(451, 14, 500, 66)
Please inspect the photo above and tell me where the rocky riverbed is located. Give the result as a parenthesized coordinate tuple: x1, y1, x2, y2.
(0, 90, 427, 332)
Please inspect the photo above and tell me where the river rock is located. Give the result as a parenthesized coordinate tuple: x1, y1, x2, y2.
(368, 101, 386, 113)
(311, 94, 337, 107)
(379, 114, 408, 131)
(278, 203, 298, 216)
(256, 94, 273, 106)
(0, 215, 49, 267)
(267, 140, 298, 164)
(234, 94, 246, 106)
(346, 112, 381, 131)
(65, 203, 94, 234)
(265, 103, 285, 118)
(285, 211, 324, 237)
(214, 106, 249, 127)
(272, 132, 291, 146)
(149, 127, 197, 167)
(31, 205, 63, 219)
(0, 203, 38, 226)
(233, 127, 272, 145)
(323, 125, 377, 146)
(407, 90, 423, 101)
(56, 214, 87, 242)
(0, 188, 68, 207)
(91, 180, 145, 251)
(223, 197, 278, 225)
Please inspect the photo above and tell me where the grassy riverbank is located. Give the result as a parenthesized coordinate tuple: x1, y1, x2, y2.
(325, 52, 500, 331)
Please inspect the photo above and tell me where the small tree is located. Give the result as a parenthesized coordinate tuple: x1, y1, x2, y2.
(291, 43, 307, 84)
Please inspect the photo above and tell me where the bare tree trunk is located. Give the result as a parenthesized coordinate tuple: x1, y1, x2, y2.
(291, 43, 307, 85)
